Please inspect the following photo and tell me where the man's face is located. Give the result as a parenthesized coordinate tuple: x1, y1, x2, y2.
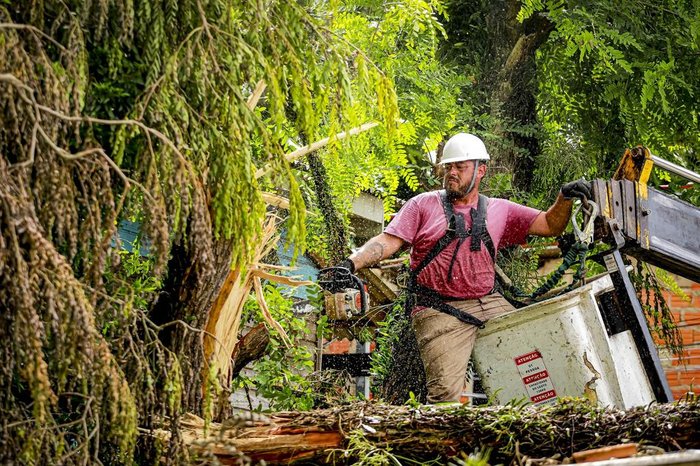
(442, 160, 479, 199)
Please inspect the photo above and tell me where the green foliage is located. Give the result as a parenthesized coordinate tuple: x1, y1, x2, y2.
(630, 262, 685, 358)
(441, 0, 699, 203)
(99, 250, 183, 462)
(404, 391, 422, 409)
(525, 0, 700, 197)
(305, 0, 470, 257)
(497, 243, 543, 294)
(656, 267, 692, 303)
(370, 296, 408, 397)
(114, 249, 162, 312)
(234, 284, 316, 411)
(1, 0, 404, 463)
(649, 168, 700, 206)
(336, 427, 442, 466)
(448, 448, 492, 466)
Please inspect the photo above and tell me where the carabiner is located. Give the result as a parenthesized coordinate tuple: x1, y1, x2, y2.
(571, 199, 599, 245)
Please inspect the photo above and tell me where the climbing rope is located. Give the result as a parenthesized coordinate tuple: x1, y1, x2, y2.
(504, 199, 599, 303)
(505, 241, 590, 301)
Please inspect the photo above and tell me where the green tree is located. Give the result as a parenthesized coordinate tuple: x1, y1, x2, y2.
(0, 0, 398, 463)
(441, 0, 699, 200)
(441, 0, 555, 192)
(527, 0, 700, 201)
(303, 0, 471, 262)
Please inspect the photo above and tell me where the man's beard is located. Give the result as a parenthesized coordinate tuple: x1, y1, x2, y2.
(444, 177, 470, 200)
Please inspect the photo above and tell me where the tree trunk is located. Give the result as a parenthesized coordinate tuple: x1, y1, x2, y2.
(151, 231, 234, 414)
(489, 2, 554, 191)
(444, 0, 553, 191)
(173, 400, 700, 465)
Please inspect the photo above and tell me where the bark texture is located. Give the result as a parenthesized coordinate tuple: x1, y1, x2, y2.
(489, 3, 554, 191)
(230, 323, 270, 380)
(444, 0, 554, 191)
(151, 236, 233, 414)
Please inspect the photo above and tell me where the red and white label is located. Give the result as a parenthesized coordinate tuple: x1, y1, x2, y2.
(514, 350, 557, 406)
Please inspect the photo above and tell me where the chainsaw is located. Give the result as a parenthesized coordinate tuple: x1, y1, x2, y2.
(317, 266, 369, 321)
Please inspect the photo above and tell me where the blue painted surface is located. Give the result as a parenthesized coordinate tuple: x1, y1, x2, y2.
(276, 235, 319, 300)
(115, 220, 149, 256)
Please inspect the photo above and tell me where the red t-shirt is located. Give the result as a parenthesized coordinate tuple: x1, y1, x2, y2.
(385, 191, 541, 299)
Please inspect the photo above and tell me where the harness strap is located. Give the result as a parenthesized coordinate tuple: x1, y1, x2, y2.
(411, 199, 456, 279)
(411, 283, 486, 328)
(406, 190, 495, 328)
(446, 237, 467, 281)
(471, 194, 495, 259)
(440, 191, 495, 281)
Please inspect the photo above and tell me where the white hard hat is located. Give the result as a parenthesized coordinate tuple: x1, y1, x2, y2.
(440, 133, 490, 164)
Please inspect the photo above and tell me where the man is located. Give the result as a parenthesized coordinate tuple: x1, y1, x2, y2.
(321, 133, 591, 403)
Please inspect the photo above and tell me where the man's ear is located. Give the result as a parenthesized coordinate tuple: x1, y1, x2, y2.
(477, 163, 488, 178)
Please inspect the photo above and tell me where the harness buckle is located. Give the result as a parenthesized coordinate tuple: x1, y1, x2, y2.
(457, 227, 472, 239)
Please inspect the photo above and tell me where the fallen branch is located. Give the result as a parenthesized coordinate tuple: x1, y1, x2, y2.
(252, 275, 292, 348)
(230, 323, 270, 380)
(251, 268, 314, 287)
(255, 121, 380, 179)
(246, 80, 266, 110)
(174, 399, 700, 465)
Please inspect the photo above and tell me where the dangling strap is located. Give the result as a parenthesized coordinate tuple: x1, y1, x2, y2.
(411, 282, 486, 328)
(470, 194, 495, 260)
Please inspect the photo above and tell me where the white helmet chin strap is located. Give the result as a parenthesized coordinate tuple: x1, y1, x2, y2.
(465, 160, 480, 195)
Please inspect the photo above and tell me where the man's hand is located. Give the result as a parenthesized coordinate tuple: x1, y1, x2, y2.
(561, 178, 592, 201)
(335, 259, 355, 274)
(530, 178, 593, 237)
(317, 259, 355, 293)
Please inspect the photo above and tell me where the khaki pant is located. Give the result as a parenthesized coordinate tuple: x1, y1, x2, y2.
(411, 293, 514, 403)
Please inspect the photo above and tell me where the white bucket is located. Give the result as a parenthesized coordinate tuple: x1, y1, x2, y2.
(473, 275, 655, 409)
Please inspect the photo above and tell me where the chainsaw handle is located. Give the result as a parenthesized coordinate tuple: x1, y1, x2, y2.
(349, 273, 368, 313)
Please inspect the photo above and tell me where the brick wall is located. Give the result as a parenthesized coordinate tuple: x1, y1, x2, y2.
(658, 276, 700, 400)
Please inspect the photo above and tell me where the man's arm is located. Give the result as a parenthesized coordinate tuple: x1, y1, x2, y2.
(527, 179, 593, 237)
(347, 232, 406, 270)
(527, 193, 573, 237)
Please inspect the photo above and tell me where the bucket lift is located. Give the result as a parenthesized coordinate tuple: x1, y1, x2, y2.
(590, 147, 699, 403)
(475, 148, 699, 407)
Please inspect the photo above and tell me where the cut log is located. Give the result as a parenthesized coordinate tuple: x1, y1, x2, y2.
(230, 323, 270, 379)
(572, 443, 639, 463)
(175, 400, 700, 465)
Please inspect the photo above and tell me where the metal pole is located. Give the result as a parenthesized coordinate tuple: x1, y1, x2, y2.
(650, 154, 700, 184)
(605, 251, 674, 402)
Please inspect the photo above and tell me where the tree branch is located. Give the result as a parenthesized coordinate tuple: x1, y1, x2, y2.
(254, 121, 380, 179)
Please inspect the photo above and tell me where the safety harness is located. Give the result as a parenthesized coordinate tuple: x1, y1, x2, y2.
(406, 190, 495, 328)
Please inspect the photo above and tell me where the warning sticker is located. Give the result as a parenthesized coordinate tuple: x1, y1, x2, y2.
(514, 350, 557, 406)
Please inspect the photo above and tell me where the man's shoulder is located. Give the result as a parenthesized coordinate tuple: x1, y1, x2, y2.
(483, 196, 533, 218)
(484, 196, 523, 208)
(485, 196, 542, 221)
(405, 190, 442, 207)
